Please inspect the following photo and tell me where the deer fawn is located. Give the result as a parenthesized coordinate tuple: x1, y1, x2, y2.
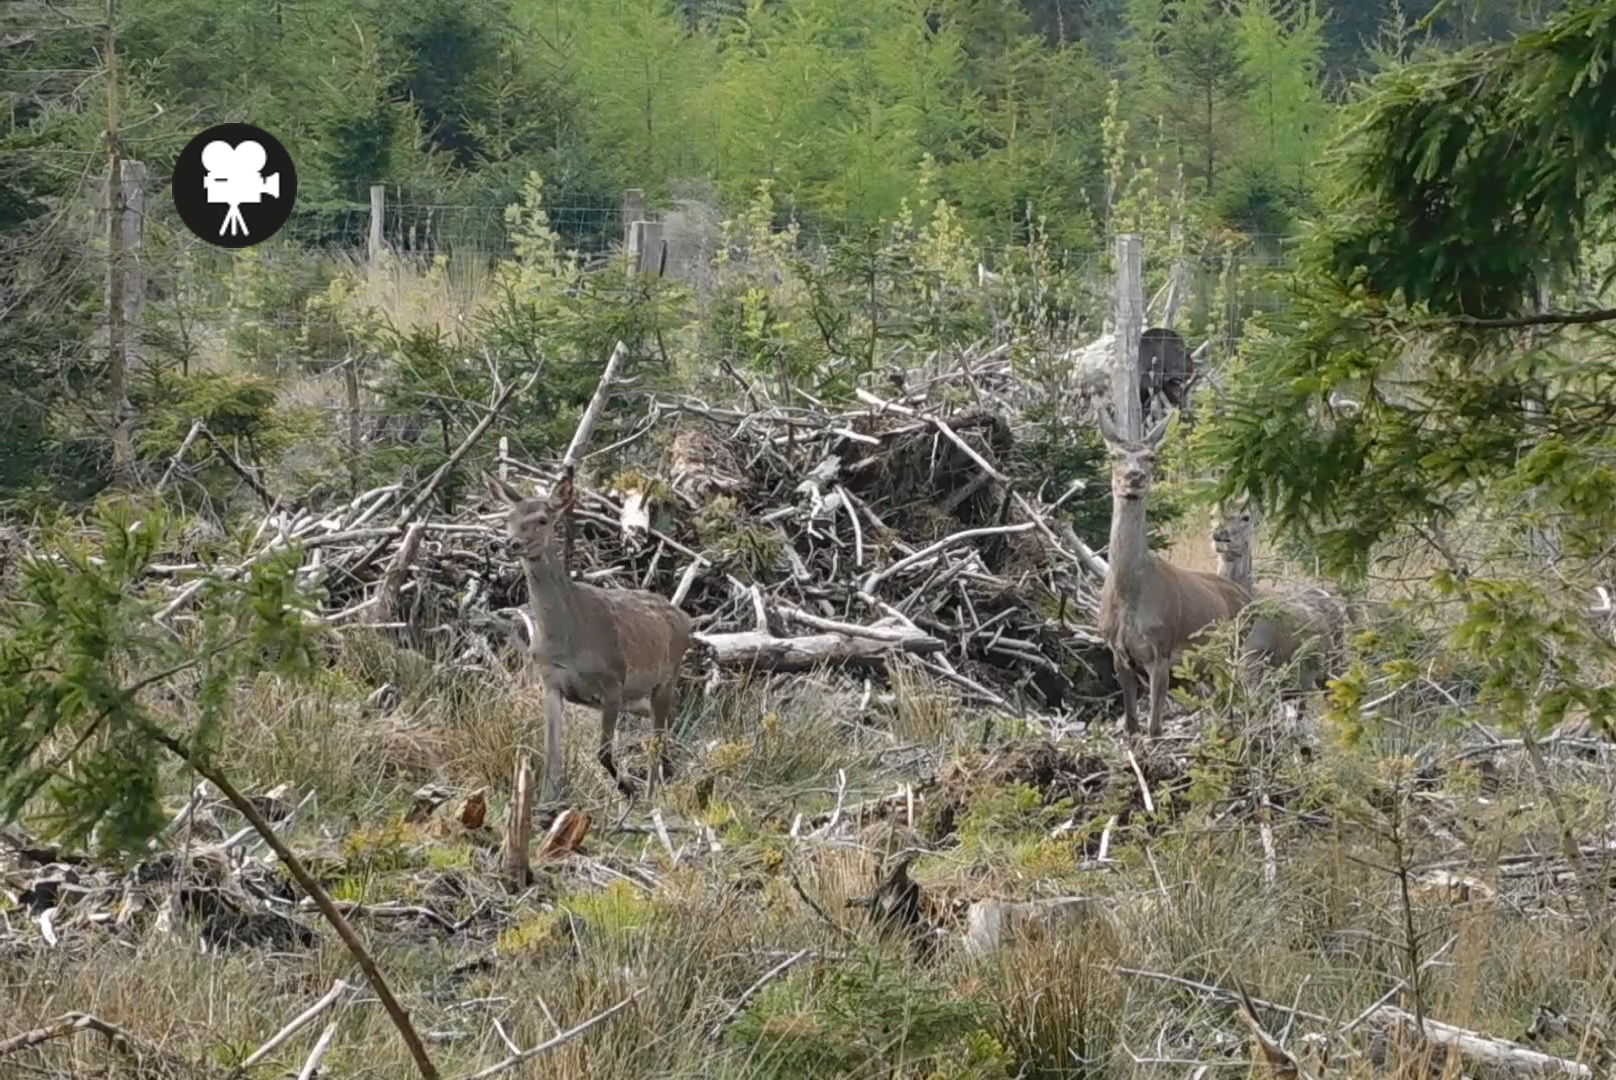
(1210, 501, 1347, 692)
(484, 472, 693, 803)
(1097, 411, 1251, 736)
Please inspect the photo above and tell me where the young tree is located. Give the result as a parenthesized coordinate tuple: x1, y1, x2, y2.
(0, 504, 442, 1077)
(1234, 0, 1328, 192)
(1203, 1, 1616, 740)
(1164, 0, 1252, 194)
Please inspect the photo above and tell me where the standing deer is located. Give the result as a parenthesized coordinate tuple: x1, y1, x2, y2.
(1097, 412, 1252, 736)
(484, 472, 693, 803)
(1210, 501, 1348, 691)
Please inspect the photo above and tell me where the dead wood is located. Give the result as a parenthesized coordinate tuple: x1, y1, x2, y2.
(134, 336, 1141, 717)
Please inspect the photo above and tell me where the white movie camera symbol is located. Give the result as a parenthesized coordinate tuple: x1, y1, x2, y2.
(201, 140, 280, 238)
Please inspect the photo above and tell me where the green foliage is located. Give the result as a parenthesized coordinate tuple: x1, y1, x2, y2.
(138, 371, 319, 458)
(726, 948, 982, 1077)
(1202, 3, 1616, 738)
(1324, 2, 1616, 317)
(0, 502, 319, 855)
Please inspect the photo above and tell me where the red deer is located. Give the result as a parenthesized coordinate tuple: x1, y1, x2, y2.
(485, 472, 692, 803)
(1097, 413, 1251, 736)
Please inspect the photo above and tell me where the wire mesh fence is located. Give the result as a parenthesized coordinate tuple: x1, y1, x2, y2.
(119, 172, 1298, 412)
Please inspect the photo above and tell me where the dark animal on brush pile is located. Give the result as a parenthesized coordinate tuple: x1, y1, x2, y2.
(484, 472, 693, 803)
(1139, 327, 1193, 420)
(1097, 412, 1251, 736)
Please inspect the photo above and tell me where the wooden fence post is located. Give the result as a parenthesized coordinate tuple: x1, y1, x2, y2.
(1111, 234, 1145, 440)
(631, 220, 666, 277)
(621, 188, 643, 249)
(368, 184, 385, 265)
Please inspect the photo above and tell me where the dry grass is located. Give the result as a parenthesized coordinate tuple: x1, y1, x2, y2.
(5, 620, 1616, 1080)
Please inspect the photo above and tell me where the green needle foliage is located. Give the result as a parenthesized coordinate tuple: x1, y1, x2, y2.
(0, 502, 319, 856)
(1202, 0, 1616, 738)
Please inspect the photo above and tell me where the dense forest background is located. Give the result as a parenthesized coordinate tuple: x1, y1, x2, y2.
(0, 0, 1567, 504)
(4, 0, 1562, 253)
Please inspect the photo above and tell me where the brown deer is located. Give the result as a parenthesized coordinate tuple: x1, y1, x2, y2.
(484, 472, 693, 803)
(1211, 501, 1348, 691)
(1097, 412, 1252, 736)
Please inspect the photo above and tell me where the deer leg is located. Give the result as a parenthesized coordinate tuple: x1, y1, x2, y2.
(647, 683, 677, 802)
(597, 692, 635, 798)
(1146, 658, 1172, 737)
(1114, 648, 1139, 735)
(541, 684, 566, 804)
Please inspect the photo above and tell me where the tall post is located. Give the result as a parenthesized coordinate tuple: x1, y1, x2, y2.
(631, 220, 665, 277)
(344, 356, 362, 498)
(1111, 233, 1145, 440)
(368, 184, 385, 266)
(621, 188, 643, 250)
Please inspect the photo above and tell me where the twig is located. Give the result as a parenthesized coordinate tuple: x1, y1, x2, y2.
(155, 418, 204, 492)
(454, 990, 644, 1080)
(237, 979, 353, 1072)
(295, 1022, 338, 1080)
(708, 950, 812, 1038)
(860, 522, 1035, 594)
(1116, 967, 1331, 1024)
(350, 369, 538, 578)
(561, 340, 630, 469)
(1125, 747, 1155, 814)
(785, 863, 853, 938)
(143, 727, 441, 1080)
(1438, 306, 1616, 329)
(0, 1012, 207, 1074)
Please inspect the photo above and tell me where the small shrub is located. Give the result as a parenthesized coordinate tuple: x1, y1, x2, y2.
(727, 949, 983, 1078)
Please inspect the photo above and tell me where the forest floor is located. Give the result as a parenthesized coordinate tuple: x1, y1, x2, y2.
(4, 621, 1616, 1079)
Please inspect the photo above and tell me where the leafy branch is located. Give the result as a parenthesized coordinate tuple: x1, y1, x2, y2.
(0, 500, 440, 1079)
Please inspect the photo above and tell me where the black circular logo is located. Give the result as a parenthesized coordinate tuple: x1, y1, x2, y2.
(171, 123, 297, 248)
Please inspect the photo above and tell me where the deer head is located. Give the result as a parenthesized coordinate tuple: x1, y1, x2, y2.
(1210, 498, 1256, 561)
(483, 472, 576, 559)
(1096, 408, 1170, 503)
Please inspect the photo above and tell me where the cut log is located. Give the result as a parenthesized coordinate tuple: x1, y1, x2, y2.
(694, 627, 943, 672)
(1367, 1006, 1594, 1078)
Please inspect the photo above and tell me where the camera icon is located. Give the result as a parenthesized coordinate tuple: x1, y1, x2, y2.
(201, 140, 281, 237)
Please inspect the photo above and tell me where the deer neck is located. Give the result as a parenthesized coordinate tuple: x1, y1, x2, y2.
(520, 545, 584, 640)
(1217, 548, 1253, 591)
(1106, 490, 1155, 598)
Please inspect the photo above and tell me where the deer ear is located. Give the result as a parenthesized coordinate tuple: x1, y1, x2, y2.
(550, 472, 576, 507)
(1095, 407, 1121, 445)
(483, 471, 523, 505)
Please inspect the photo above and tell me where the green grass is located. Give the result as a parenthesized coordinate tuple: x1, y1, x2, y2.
(3, 629, 1614, 1079)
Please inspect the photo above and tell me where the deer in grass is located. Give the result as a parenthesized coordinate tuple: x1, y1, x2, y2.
(484, 471, 693, 804)
(1097, 411, 1252, 737)
(1210, 500, 1348, 692)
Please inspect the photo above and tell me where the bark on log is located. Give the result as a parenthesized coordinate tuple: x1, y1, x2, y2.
(694, 628, 943, 672)
(1368, 1006, 1594, 1078)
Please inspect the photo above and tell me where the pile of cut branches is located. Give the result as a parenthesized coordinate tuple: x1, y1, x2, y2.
(146, 341, 1125, 717)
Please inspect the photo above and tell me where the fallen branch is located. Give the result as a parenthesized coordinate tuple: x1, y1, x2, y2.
(696, 626, 943, 671)
(0, 1012, 213, 1076)
(455, 990, 645, 1080)
(708, 950, 813, 1038)
(295, 1022, 339, 1080)
(236, 979, 353, 1073)
(1367, 1006, 1593, 1078)
(143, 726, 441, 1080)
